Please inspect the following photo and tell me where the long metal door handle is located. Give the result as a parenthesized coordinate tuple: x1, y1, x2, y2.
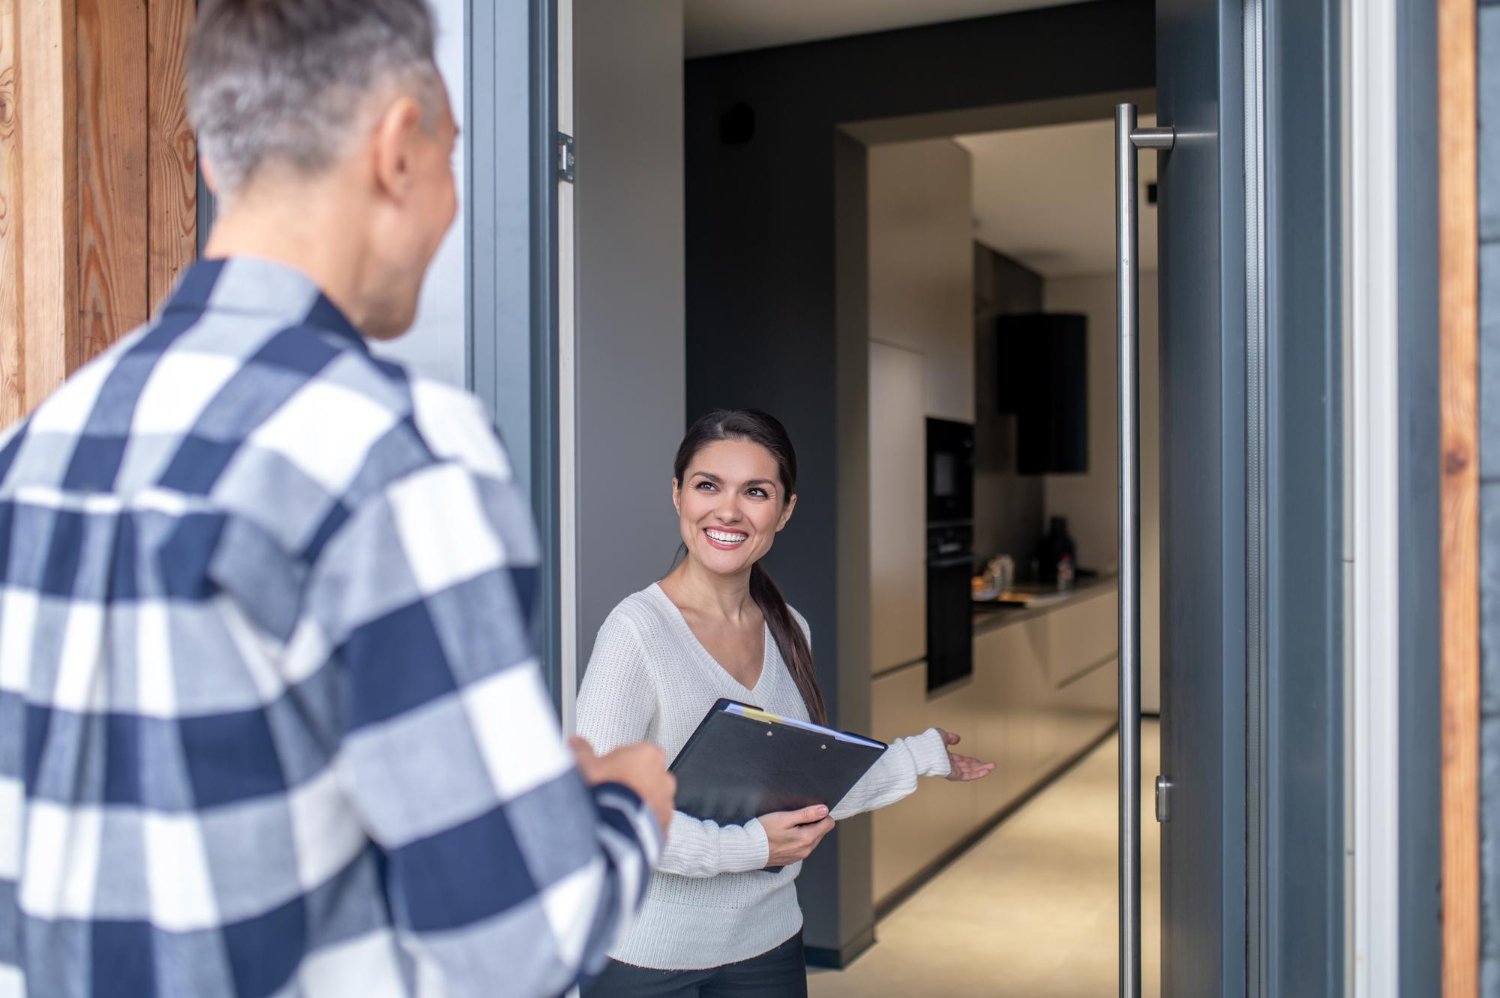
(1116, 103, 1173, 998)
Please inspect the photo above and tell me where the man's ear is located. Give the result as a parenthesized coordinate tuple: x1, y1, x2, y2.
(199, 156, 220, 194)
(371, 96, 425, 200)
(777, 493, 797, 531)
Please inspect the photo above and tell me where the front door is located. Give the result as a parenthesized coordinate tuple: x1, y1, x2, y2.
(1153, 0, 1247, 988)
(1149, 1, 1345, 995)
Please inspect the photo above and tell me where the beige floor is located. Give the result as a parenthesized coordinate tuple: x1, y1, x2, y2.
(810, 722, 1161, 998)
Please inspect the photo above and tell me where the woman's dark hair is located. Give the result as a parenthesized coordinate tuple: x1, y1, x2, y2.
(673, 409, 827, 725)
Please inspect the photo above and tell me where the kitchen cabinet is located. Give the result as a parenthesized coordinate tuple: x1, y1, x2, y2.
(869, 580, 1118, 906)
(869, 341, 926, 673)
(867, 140, 975, 424)
(869, 664, 976, 901)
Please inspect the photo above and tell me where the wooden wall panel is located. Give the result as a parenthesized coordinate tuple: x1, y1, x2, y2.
(1439, 0, 1480, 994)
(0, 0, 193, 430)
(16, 0, 76, 412)
(77, 0, 148, 368)
(0, 0, 21, 426)
(147, 0, 195, 314)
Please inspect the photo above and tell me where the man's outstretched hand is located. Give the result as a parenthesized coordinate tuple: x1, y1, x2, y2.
(570, 736, 677, 836)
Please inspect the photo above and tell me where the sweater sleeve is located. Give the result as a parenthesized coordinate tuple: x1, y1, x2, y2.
(830, 728, 952, 820)
(575, 608, 772, 878)
(781, 609, 951, 820)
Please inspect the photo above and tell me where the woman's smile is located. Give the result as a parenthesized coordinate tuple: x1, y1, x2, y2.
(704, 527, 750, 550)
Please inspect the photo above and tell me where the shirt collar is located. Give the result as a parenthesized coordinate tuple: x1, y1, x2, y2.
(162, 257, 369, 353)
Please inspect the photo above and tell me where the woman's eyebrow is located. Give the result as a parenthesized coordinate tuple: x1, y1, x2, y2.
(688, 472, 776, 489)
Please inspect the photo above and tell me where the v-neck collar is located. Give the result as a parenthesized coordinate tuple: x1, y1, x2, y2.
(650, 582, 772, 696)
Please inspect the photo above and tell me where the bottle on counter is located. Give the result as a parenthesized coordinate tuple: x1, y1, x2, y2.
(1057, 552, 1075, 591)
(1034, 516, 1078, 585)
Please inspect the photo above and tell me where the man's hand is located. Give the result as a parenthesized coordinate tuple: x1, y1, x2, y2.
(759, 805, 836, 867)
(570, 737, 676, 836)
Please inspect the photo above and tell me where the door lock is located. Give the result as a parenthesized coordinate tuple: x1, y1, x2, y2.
(1155, 775, 1173, 823)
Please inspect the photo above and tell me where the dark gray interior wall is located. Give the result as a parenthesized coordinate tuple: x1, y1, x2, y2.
(573, 0, 686, 670)
(683, 0, 1154, 962)
(1478, 0, 1500, 990)
(828, 131, 876, 965)
(973, 244, 1046, 567)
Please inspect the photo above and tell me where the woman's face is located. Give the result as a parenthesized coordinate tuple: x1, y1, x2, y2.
(674, 438, 797, 579)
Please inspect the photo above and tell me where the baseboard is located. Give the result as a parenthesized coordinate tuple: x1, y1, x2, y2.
(803, 923, 877, 969)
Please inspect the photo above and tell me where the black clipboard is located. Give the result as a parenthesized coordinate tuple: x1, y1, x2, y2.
(669, 698, 888, 829)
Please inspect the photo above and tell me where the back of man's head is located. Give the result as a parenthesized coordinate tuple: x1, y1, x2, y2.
(188, 0, 442, 200)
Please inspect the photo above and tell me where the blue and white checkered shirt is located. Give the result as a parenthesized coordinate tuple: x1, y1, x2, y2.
(0, 258, 662, 998)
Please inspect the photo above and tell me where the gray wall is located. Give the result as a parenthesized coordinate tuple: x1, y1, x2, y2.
(684, 0, 1153, 963)
(1480, 1, 1500, 989)
(573, 0, 686, 669)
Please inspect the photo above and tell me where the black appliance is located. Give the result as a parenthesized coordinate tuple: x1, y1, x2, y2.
(995, 312, 1088, 474)
(926, 417, 974, 524)
(925, 418, 975, 692)
(926, 524, 974, 692)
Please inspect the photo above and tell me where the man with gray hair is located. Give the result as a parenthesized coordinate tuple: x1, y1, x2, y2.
(0, 2, 674, 996)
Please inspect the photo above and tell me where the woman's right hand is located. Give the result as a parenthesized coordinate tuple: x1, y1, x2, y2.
(760, 805, 836, 867)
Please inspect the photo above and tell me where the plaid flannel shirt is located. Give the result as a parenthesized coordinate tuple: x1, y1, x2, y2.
(0, 258, 661, 998)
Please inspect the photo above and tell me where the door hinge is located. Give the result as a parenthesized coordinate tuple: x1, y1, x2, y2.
(1155, 775, 1172, 822)
(557, 133, 575, 184)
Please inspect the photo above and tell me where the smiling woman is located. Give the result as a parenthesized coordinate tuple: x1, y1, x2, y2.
(573, 408, 994, 997)
(668, 410, 820, 718)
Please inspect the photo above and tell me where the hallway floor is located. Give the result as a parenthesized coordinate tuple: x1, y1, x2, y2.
(810, 722, 1161, 998)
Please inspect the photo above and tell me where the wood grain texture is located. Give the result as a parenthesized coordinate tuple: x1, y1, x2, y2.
(76, 0, 147, 369)
(0, 0, 21, 427)
(1439, 0, 1480, 994)
(17, 0, 75, 410)
(147, 0, 194, 315)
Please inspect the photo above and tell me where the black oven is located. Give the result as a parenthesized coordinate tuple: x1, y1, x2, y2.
(927, 524, 974, 692)
(925, 417, 975, 693)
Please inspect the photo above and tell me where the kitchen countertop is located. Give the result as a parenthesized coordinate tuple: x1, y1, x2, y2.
(971, 574, 1119, 635)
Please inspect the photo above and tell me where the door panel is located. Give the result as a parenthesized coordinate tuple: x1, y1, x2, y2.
(1155, 1, 1247, 995)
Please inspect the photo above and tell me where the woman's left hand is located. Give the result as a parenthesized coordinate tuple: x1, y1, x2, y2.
(937, 729, 996, 782)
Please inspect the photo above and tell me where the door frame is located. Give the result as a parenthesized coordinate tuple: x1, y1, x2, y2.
(1344, 0, 1447, 992)
(467, 0, 570, 709)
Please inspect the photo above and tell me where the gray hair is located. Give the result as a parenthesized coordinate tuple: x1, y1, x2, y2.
(188, 0, 445, 197)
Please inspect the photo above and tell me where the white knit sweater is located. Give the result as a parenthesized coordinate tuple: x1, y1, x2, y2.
(574, 583, 952, 970)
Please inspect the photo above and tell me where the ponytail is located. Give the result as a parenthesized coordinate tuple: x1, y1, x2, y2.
(750, 563, 826, 725)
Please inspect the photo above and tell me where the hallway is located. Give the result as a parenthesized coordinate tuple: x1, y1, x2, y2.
(811, 722, 1161, 997)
